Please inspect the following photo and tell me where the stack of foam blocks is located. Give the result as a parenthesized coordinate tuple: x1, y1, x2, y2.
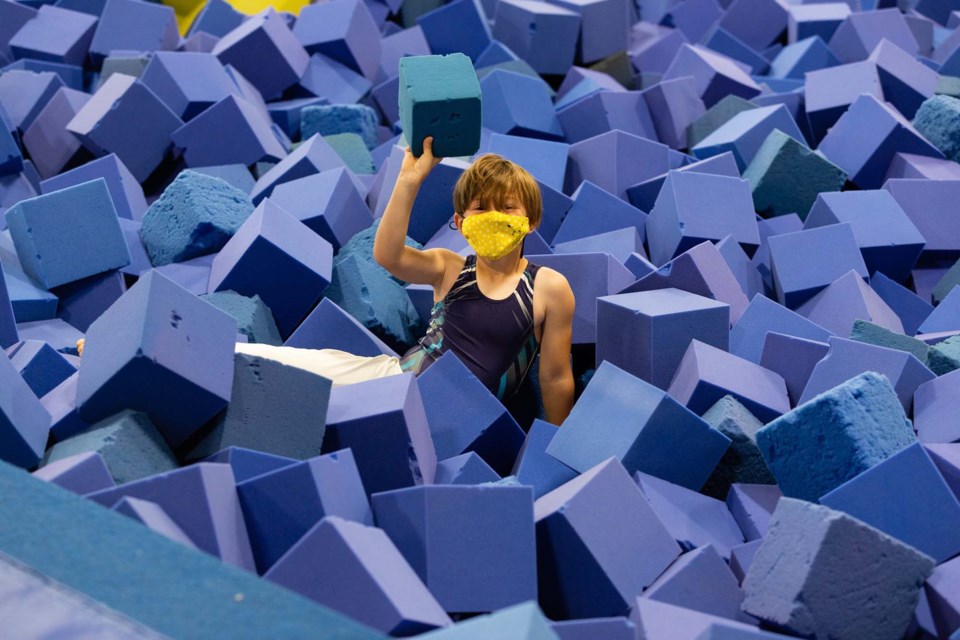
(1, 0, 960, 636)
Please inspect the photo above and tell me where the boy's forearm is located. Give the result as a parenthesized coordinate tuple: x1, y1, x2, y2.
(374, 178, 420, 264)
(540, 374, 575, 426)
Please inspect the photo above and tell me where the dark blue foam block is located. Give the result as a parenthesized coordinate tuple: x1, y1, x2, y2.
(202, 446, 296, 484)
(238, 449, 372, 574)
(552, 180, 647, 246)
(756, 371, 917, 502)
(535, 458, 681, 620)
(0, 461, 386, 639)
(7, 339, 76, 398)
(547, 361, 730, 491)
(372, 483, 536, 613)
(552, 618, 636, 640)
(870, 272, 934, 337)
(727, 483, 782, 542)
(699, 395, 777, 500)
(292, 0, 381, 81)
(40, 153, 147, 223)
(434, 451, 500, 485)
(0, 346, 50, 469)
(741, 498, 936, 640)
(511, 418, 578, 499)
(265, 516, 451, 636)
(730, 294, 832, 364)
(284, 298, 397, 357)
(417, 0, 492, 61)
(759, 332, 829, 406)
(820, 442, 960, 563)
(324, 372, 436, 494)
(32, 451, 114, 496)
(52, 270, 126, 334)
(77, 270, 236, 449)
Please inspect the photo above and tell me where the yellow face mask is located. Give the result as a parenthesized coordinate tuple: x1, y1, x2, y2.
(461, 211, 530, 260)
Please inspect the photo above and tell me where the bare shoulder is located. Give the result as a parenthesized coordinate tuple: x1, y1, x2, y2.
(424, 247, 467, 298)
(535, 266, 574, 300)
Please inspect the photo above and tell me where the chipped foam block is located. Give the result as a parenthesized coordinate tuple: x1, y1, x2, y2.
(850, 319, 929, 363)
(820, 442, 960, 563)
(699, 396, 777, 500)
(741, 498, 936, 640)
(435, 452, 500, 485)
(795, 270, 904, 337)
(547, 361, 731, 490)
(913, 94, 960, 163)
(139, 170, 254, 267)
(915, 370, 960, 444)
(77, 270, 236, 449)
(292, 0, 381, 81)
(284, 298, 397, 357)
(759, 332, 829, 406)
(691, 104, 804, 172)
(40, 153, 147, 223)
(7, 339, 76, 398)
(535, 458, 681, 619)
(756, 371, 917, 501)
(668, 339, 790, 423)
(237, 449, 372, 574)
(201, 446, 296, 484)
(112, 496, 197, 549)
(596, 288, 729, 390)
(511, 419, 578, 499)
(32, 451, 114, 495)
(5, 179, 130, 289)
(265, 516, 451, 636)
(373, 483, 536, 613)
(199, 291, 282, 346)
(398, 53, 482, 158)
(727, 483, 782, 542)
(300, 104, 378, 150)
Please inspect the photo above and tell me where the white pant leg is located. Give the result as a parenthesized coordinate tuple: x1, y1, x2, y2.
(234, 343, 404, 387)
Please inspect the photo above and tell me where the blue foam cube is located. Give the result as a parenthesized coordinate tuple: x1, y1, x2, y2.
(87, 0, 178, 66)
(292, 0, 382, 80)
(0, 348, 50, 469)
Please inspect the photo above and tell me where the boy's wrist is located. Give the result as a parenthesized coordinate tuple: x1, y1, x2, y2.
(396, 173, 425, 190)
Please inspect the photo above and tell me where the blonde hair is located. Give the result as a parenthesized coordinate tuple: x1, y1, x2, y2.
(453, 154, 543, 230)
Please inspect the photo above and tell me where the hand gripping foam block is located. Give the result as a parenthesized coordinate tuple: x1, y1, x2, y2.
(183, 351, 331, 460)
(662, 45, 762, 108)
(284, 298, 397, 356)
(398, 54, 482, 158)
(547, 361, 731, 489)
(479, 68, 563, 140)
(726, 483, 783, 541)
(237, 449, 372, 574)
(372, 482, 537, 613)
(292, 0, 382, 81)
(201, 446, 296, 484)
(5, 179, 130, 289)
(139, 170, 254, 267)
(634, 471, 746, 560)
(566, 129, 672, 201)
(691, 104, 804, 172)
(699, 395, 777, 499)
(595, 288, 730, 390)
(88, 0, 178, 66)
(76, 270, 236, 449)
(491, 0, 580, 75)
(250, 134, 346, 204)
(112, 496, 197, 549)
(795, 270, 905, 337)
(759, 332, 829, 405)
(819, 442, 960, 562)
(741, 498, 936, 640)
(66, 74, 183, 183)
(511, 419, 578, 499)
(40, 154, 147, 223)
(434, 452, 500, 485)
(7, 338, 76, 398)
(324, 372, 436, 494)
(0, 347, 50, 469)
(265, 516, 451, 635)
(645, 171, 759, 266)
(914, 369, 960, 443)
(138, 52, 238, 122)
(756, 371, 917, 502)
(208, 199, 333, 338)
(417, 351, 524, 476)
(200, 291, 282, 346)
(32, 451, 115, 495)
(534, 458, 681, 619)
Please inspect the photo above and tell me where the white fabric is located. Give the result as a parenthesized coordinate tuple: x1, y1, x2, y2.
(234, 343, 403, 387)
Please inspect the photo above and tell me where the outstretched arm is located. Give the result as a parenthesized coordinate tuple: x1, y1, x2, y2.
(538, 271, 576, 425)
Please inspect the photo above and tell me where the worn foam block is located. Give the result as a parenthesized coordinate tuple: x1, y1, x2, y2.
(552, 618, 636, 640)
(292, 0, 381, 81)
(200, 291, 281, 346)
(32, 450, 114, 495)
(250, 134, 346, 204)
(212, 11, 308, 100)
(112, 496, 197, 549)
(268, 97, 329, 139)
(850, 319, 929, 362)
(479, 69, 562, 140)
(88, 0, 178, 65)
(77, 270, 236, 448)
(190, 165, 256, 195)
(300, 104, 377, 150)
(796, 270, 905, 337)
(804, 190, 925, 282)
(743, 130, 845, 220)
(769, 36, 839, 81)
(699, 395, 777, 499)
(727, 483, 782, 542)
(270, 169, 372, 251)
(7, 339, 76, 398)
(914, 94, 960, 163)
(820, 442, 960, 562)
(373, 482, 536, 613)
(566, 129, 671, 201)
(915, 370, 960, 443)
(66, 74, 183, 182)
(40, 154, 146, 223)
(0, 70, 64, 133)
(237, 449, 371, 574)
(511, 419, 578, 499)
(759, 332, 829, 405)
(767, 223, 868, 308)
(435, 452, 500, 485)
(926, 335, 960, 375)
(22, 87, 90, 181)
(547, 361, 730, 489)
(534, 458, 681, 619)
(692, 105, 804, 172)
(663, 45, 761, 108)
(140, 170, 254, 267)
(645, 171, 758, 266)
(417, 0, 491, 61)
(884, 179, 960, 258)
(756, 371, 916, 501)
(139, 51, 238, 121)
(596, 288, 729, 390)
(641, 544, 748, 622)
(819, 94, 943, 189)
(919, 287, 960, 334)
(556, 89, 658, 145)
(413, 601, 556, 638)
(491, 0, 579, 75)
(716, 235, 764, 301)
(925, 555, 960, 639)
(741, 498, 936, 640)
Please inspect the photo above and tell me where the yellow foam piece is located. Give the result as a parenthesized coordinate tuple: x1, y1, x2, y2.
(225, 0, 310, 16)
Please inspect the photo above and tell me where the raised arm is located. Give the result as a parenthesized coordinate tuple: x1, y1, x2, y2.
(537, 270, 576, 425)
(373, 137, 450, 287)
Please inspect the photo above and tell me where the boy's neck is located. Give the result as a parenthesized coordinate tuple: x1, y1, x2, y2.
(476, 248, 526, 278)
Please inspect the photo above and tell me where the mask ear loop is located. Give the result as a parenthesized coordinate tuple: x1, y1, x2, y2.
(448, 220, 458, 230)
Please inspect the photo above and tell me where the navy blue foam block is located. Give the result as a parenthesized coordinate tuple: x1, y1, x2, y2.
(566, 130, 671, 202)
(850, 319, 929, 363)
(292, 0, 381, 81)
(641, 545, 749, 623)
(140, 170, 254, 267)
(238, 449, 372, 574)
(39, 373, 92, 443)
(212, 11, 309, 101)
(596, 288, 729, 390)
(202, 446, 296, 483)
(926, 555, 960, 639)
(820, 442, 960, 563)
(692, 105, 804, 172)
(730, 294, 832, 364)
(112, 496, 198, 549)
(552, 618, 636, 640)
(915, 371, 960, 444)
(140, 52, 238, 121)
(796, 270, 904, 337)
(417, 352, 524, 475)
(77, 270, 236, 448)
(759, 332, 829, 406)
(767, 223, 868, 308)
(741, 498, 936, 640)
(285, 298, 397, 357)
(0, 272, 23, 349)
(6, 179, 130, 289)
(324, 373, 436, 492)
(34, 450, 115, 496)
(645, 171, 759, 266)
(756, 371, 917, 501)
(699, 396, 777, 500)
(799, 336, 934, 413)
(479, 68, 563, 140)
(0, 69, 64, 133)
(87, 0, 178, 65)
(635, 471, 745, 560)
(435, 452, 500, 485)
(716, 235, 763, 301)
(643, 76, 706, 150)
(0, 460, 385, 639)
(926, 335, 960, 375)
(547, 361, 730, 490)
(300, 104, 378, 150)
(662, 45, 762, 108)
(40, 153, 147, 223)
(726, 483, 782, 542)
(208, 199, 333, 337)
(7, 339, 76, 398)
(417, 0, 491, 61)
(511, 419, 578, 499)
(66, 74, 183, 183)
(51, 270, 125, 334)
(185, 351, 331, 461)
(270, 169, 372, 251)
(819, 94, 943, 189)
(251, 134, 347, 204)
(480, 132, 569, 193)
(556, 90, 658, 145)
(491, 0, 579, 75)
(919, 287, 960, 334)
(200, 291, 281, 346)
(373, 482, 536, 613)
(22, 86, 91, 180)
(266, 516, 451, 636)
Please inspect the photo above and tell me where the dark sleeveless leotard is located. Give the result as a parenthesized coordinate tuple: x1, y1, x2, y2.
(399, 254, 541, 402)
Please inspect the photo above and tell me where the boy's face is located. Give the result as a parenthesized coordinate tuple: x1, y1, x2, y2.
(455, 195, 528, 232)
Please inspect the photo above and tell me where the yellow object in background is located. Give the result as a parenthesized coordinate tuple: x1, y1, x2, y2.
(162, 0, 311, 36)
(161, 0, 206, 34)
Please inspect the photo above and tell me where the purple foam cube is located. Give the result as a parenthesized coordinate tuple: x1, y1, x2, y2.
(804, 60, 881, 143)
(759, 332, 829, 405)
(870, 271, 934, 337)
(9, 5, 96, 69)
(641, 544, 749, 622)
(884, 179, 960, 257)
(417, 0, 492, 61)
(480, 68, 563, 140)
(915, 370, 960, 444)
(112, 496, 197, 548)
(726, 483, 782, 541)
(284, 297, 396, 357)
(642, 76, 706, 150)
(918, 287, 960, 334)
(546, 0, 629, 64)
(88, 0, 178, 65)
(869, 39, 937, 120)
(295, 52, 372, 105)
(925, 554, 960, 638)
(566, 129, 671, 201)
(729, 539, 764, 585)
(40, 154, 147, 222)
(662, 44, 762, 108)
(139, 51, 239, 121)
(554, 227, 644, 264)
(552, 618, 637, 640)
(480, 132, 569, 193)
(691, 104, 804, 173)
(7, 338, 76, 398)
(887, 151, 960, 180)
(0, 0, 36, 61)
(511, 418, 578, 499)
(716, 235, 764, 300)
(434, 451, 500, 485)
(828, 8, 918, 63)
(202, 446, 296, 483)
(0, 69, 65, 134)
(769, 36, 840, 81)
(292, 0, 381, 81)
(795, 269, 904, 338)
(250, 134, 346, 204)
(32, 450, 114, 495)
(21, 87, 90, 181)
(787, 3, 850, 44)
(630, 599, 775, 640)
(492, 0, 580, 75)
